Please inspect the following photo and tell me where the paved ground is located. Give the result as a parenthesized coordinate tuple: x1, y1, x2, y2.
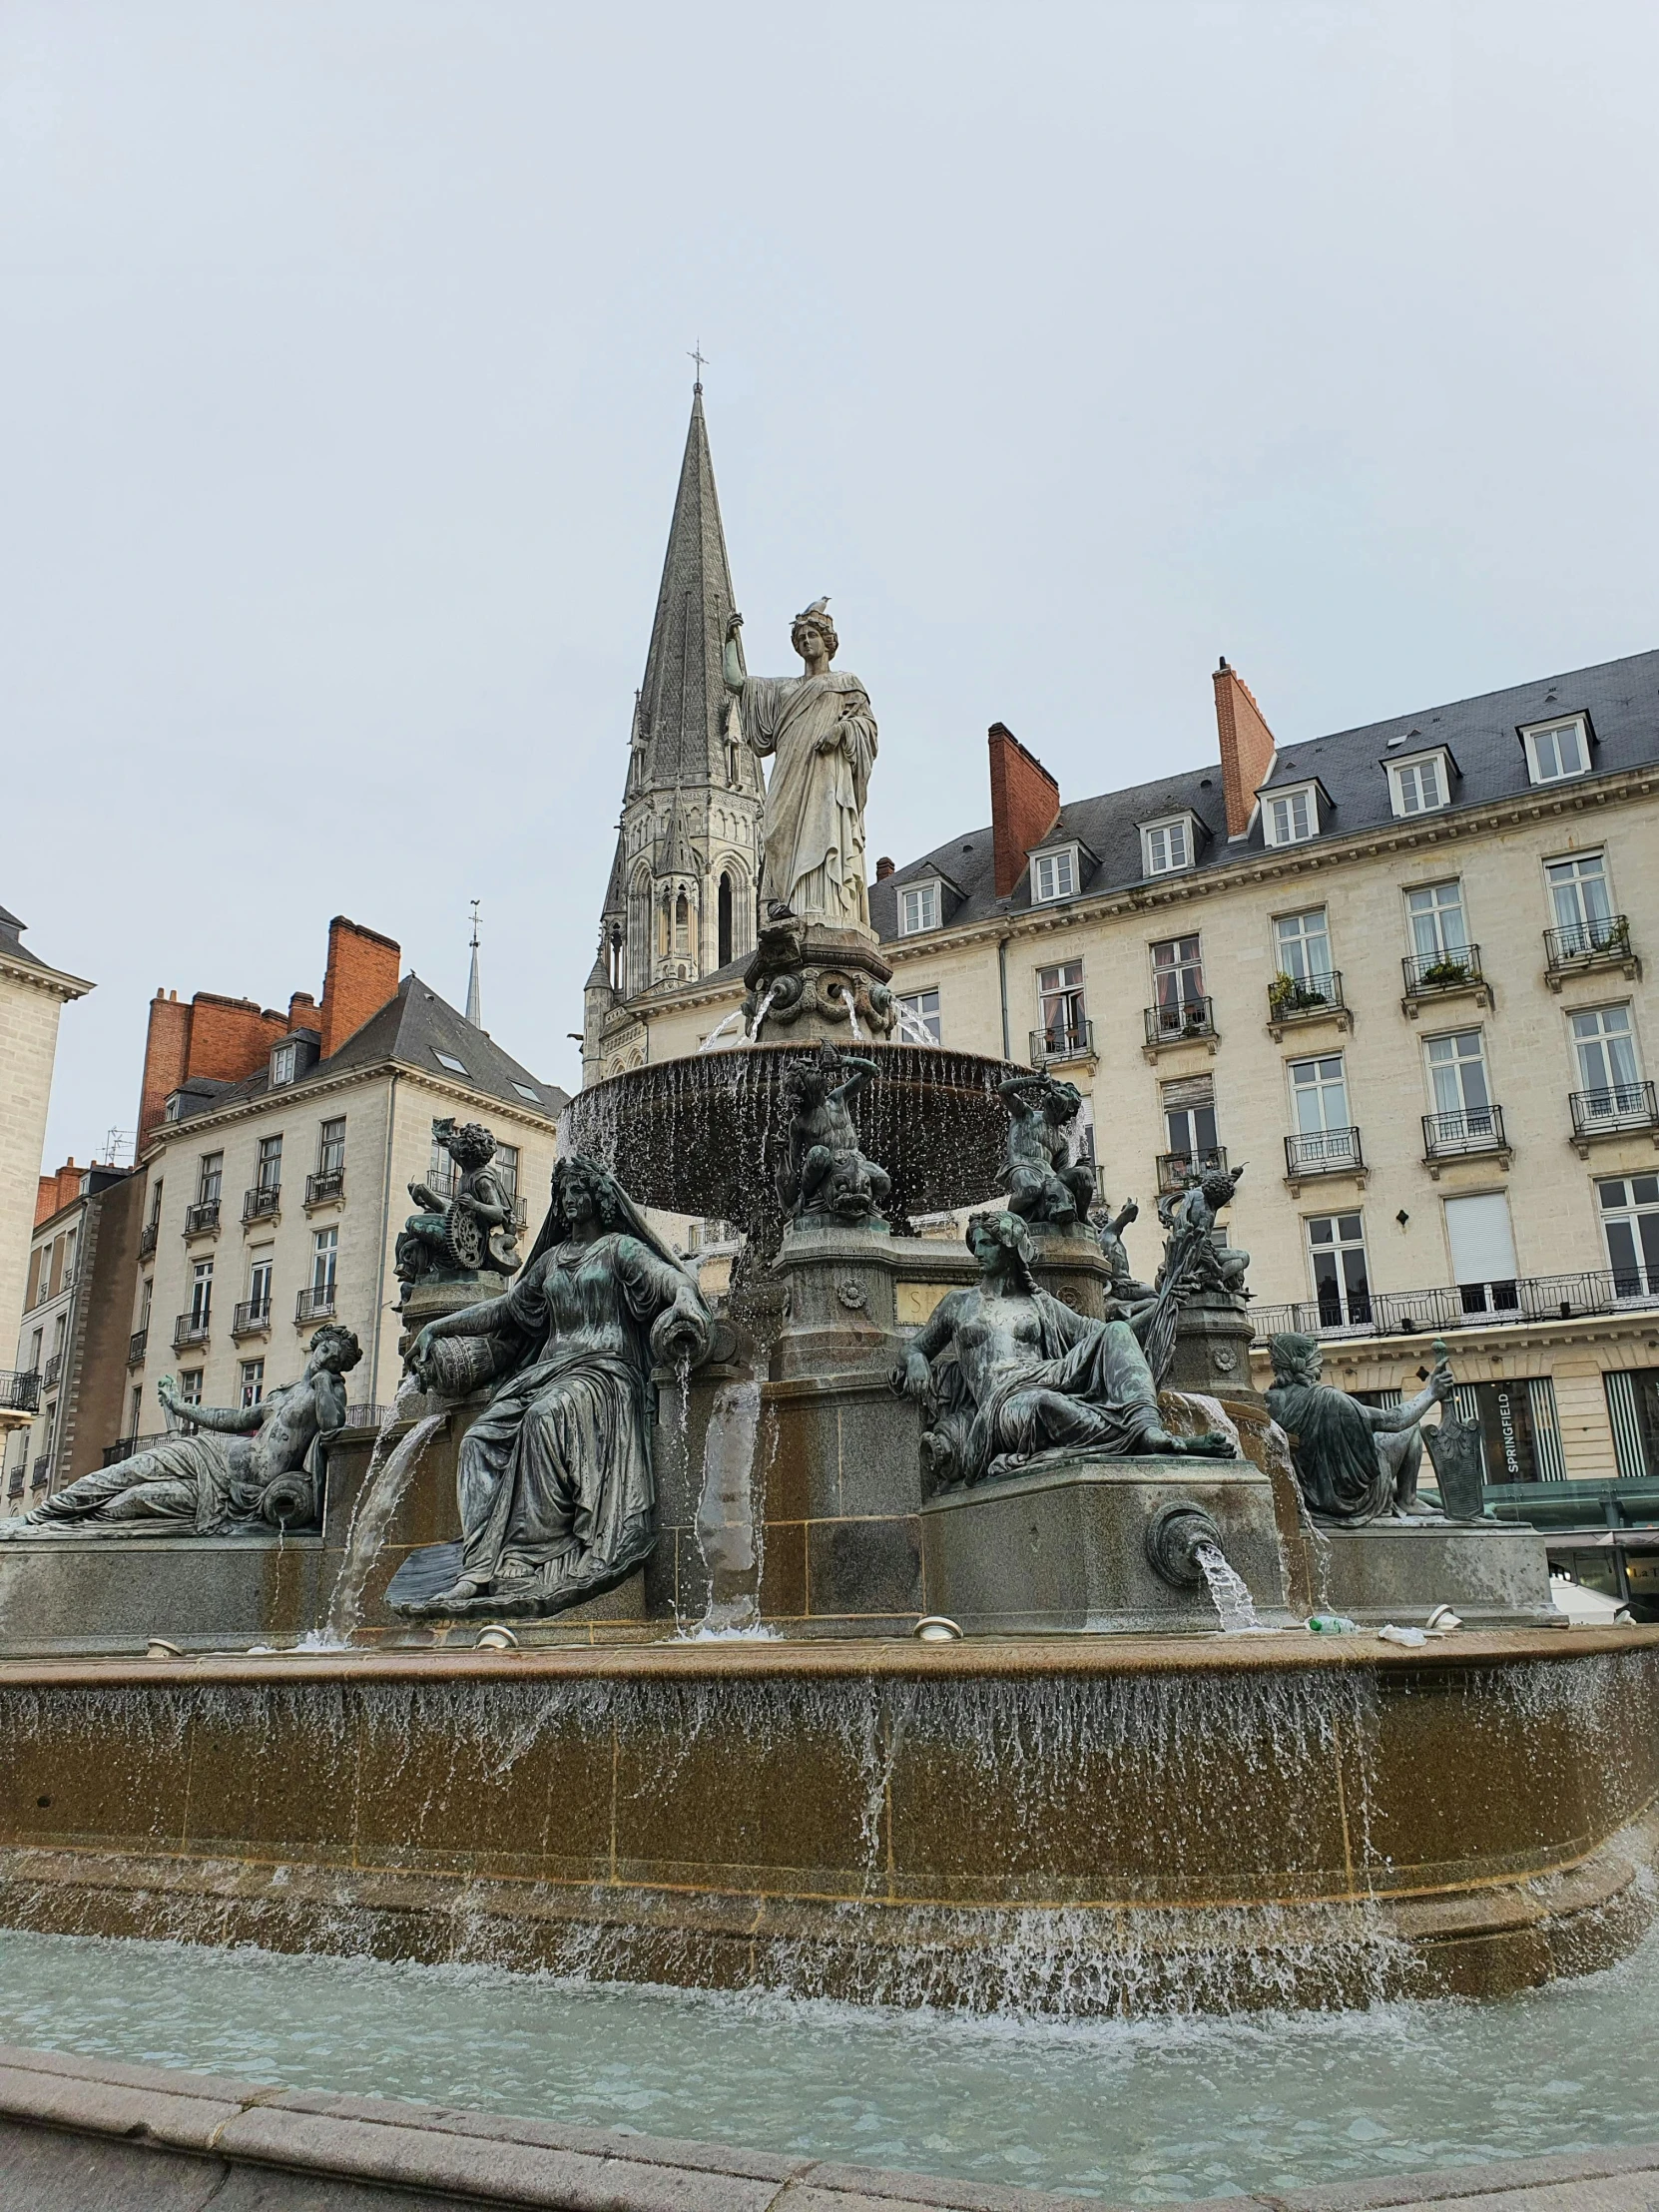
(0, 2042, 1655, 2211)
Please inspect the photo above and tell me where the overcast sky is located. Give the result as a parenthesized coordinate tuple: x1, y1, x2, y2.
(6, 2, 1658, 1171)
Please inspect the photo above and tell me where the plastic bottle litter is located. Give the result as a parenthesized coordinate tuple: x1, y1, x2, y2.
(1307, 1613, 1360, 1634)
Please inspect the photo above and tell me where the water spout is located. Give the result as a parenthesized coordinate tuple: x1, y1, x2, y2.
(747, 981, 782, 1041)
(698, 1009, 747, 1054)
(1193, 1541, 1265, 1634)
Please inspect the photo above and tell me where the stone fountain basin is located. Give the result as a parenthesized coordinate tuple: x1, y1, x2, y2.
(0, 1628, 1652, 2015)
(559, 1042, 1023, 1234)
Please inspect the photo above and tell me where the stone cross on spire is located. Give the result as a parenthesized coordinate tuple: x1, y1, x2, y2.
(465, 900, 483, 1029)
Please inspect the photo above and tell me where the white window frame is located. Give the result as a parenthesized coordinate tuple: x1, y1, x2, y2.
(1262, 783, 1321, 847)
(1386, 749, 1452, 819)
(1520, 715, 1591, 786)
(240, 1359, 266, 1408)
(1274, 906, 1333, 989)
(898, 879, 941, 936)
(1306, 1211, 1372, 1326)
(1570, 1003, 1642, 1104)
(1029, 845, 1080, 904)
(311, 1226, 338, 1294)
(1141, 815, 1195, 878)
(270, 1039, 298, 1087)
(897, 987, 942, 1043)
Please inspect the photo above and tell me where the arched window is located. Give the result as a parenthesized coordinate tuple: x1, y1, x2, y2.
(674, 890, 691, 956)
(718, 873, 734, 966)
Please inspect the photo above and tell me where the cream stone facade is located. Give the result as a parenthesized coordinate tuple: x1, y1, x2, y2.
(0, 908, 92, 1415)
(597, 648, 1659, 1491)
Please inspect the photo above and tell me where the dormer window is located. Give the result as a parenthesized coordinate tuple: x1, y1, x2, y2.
(1029, 845, 1079, 904)
(1521, 715, 1591, 786)
(1262, 782, 1322, 847)
(164, 1095, 183, 1123)
(899, 880, 940, 935)
(1386, 748, 1455, 819)
(1141, 815, 1197, 877)
(270, 1040, 298, 1088)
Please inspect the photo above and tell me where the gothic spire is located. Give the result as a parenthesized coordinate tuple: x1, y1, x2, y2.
(465, 900, 483, 1028)
(634, 385, 741, 789)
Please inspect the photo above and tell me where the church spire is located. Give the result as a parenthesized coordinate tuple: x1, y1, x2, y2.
(634, 384, 742, 790)
(465, 899, 483, 1028)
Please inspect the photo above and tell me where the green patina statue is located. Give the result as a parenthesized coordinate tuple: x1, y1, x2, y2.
(396, 1118, 521, 1297)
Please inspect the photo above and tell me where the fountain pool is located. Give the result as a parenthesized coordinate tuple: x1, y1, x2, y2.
(0, 1923, 1657, 2203)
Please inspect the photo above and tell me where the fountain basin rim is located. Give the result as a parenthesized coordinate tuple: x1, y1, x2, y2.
(0, 1621, 1641, 1688)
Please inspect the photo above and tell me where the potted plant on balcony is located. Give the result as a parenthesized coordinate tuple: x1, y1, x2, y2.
(1269, 971, 1330, 1016)
(1420, 955, 1472, 988)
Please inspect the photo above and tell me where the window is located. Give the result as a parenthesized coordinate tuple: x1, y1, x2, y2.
(1274, 907, 1332, 989)
(138, 1279, 153, 1330)
(494, 1142, 519, 1201)
(27, 1330, 42, 1376)
(148, 1179, 164, 1227)
(1545, 851, 1614, 951)
(317, 1118, 346, 1177)
(434, 1051, 469, 1075)
(512, 1083, 541, 1103)
(899, 881, 939, 935)
(176, 1371, 203, 1407)
(1037, 961, 1087, 1054)
(240, 1359, 266, 1408)
(1522, 716, 1590, 785)
(1605, 1370, 1659, 1480)
(1443, 1193, 1519, 1315)
(718, 872, 734, 966)
(164, 1097, 183, 1123)
(271, 1040, 298, 1087)
(1031, 847, 1077, 903)
(674, 890, 691, 956)
(256, 1134, 282, 1193)
(129, 1385, 144, 1438)
(1600, 1176, 1659, 1295)
(198, 1152, 223, 1206)
(1571, 1006, 1643, 1119)
(1290, 1053, 1352, 1136)
(1162, 1075, 1218, 1161)
(1387, 753, 1450, 817)
(311, 1227, 338, 1295)
(1264, 785, 1319, 845)
(1425, 1030, 1494, 1130)
(249, 1256, 274, 1322)
(190, 1260, 214, 1330)
(1406, 880, 1468, 962)
(1142, 818, 1191, 876)
(1151, 934, 1205, 1017)
(897, 988, 942, 1043)
(1308, 1213, 1371, 1327)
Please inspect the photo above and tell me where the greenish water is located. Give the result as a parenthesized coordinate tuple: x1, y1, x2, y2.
(0, 1928, 1656, 2203)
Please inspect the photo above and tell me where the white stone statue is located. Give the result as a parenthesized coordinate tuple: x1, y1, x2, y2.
(723, 598, 877, 936)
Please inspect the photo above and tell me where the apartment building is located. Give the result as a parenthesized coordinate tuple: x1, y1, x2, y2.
(608, 647, 1659, 1489)
(111, 916, 565, 1462)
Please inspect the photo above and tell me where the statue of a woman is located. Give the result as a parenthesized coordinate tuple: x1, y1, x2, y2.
(401, 1155, 711, 1616)
(723, 599, 876, 933)
(1267, 1333, 1452, 1523)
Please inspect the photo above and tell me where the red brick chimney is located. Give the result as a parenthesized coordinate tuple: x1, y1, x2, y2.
(318, 917, 402, 1060)
(1212, 658, 1279, 838)
(35, 1159, 83, 1229)
(988, 723, 1061, 899)
(874, 856, 894, 882)
(136, 990, 191, 1149)
(287, 990, 319, 1033)
(184, 993, 288, 1083)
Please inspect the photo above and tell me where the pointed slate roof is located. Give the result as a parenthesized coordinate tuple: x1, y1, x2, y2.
(635, 386, 738, 789)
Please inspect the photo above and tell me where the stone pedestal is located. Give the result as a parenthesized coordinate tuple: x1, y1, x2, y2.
(920, 1450, 1298, 1635)
(1164, 1295, 1264, 1405)
(1023, 1221, 1116, 1320)
(1316, 1519, 1558, 1629)
(394, 1274, 507, 1362)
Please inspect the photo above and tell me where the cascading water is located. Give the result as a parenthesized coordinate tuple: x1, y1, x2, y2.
(690, 1378, 768, 1634)
(1193, 1540, 1265, 1633)
(747, 980, 782, 1040)
(323, 1384, 445, 1643)
(892, 1002, 941, 1046)
(698, 1009, 746, 1054)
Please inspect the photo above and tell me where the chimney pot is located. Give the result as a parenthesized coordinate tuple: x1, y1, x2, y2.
(987, 723, 1061, 899)
(1212, 660, 1279, 838)
(875, 856, 895, 882)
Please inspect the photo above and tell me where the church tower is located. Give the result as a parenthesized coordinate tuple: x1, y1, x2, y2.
(584, 384, 764, 1082)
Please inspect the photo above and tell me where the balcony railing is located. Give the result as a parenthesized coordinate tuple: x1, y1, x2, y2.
(1254, 1267, 1659, 1346)
(232, 1299, 273, 1339)
(243, 1186, 281, 1224)
(1156, 1145, 1228, 1196)
(173, 1313, 211, 1351)
(1267, 970, 1345, 1026)
(1284, 1127, 1365, 1178)
(1401, 946, 1486, 999)
(42, 1354, 62, 1388)
(1029, 1019, 1095, 1066)
(305, 1169, 344, 1206)
(1422, 1105, 1507, 1161)
(138, 1221, 159, 1260)
(1545, 915, 1634, 972)
(30, 1458, 49, 1489)
(1144, 997, 1216, 1046)
(6, 1472, 21, 1499)
(1570, 1082, 1659, 1137)
(127, 1330, 148, 1367)
(103, 1431, 169, 1467)
(0, 1371, 41, 1414)
(184, 1200, 221, 1237)
(295, 1285, 337, 1323)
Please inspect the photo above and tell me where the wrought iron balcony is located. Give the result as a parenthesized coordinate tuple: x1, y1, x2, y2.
(1254, 1266, 1659, 1346)
(5, 1472, 21, 1499)
(1422, 1105, 1507, 1161)
(102, 1431, 168, 1467)
(295, 1285, 337, 1323)
(173, 1313, 211, 1351)
(1029, 1019, 1095, 1066)
(1569, 1082, 1659, 1138)
(127, 1330, 148, 1367)
(1545, 914, 1636, 977)
(184, 1200, 221, 1237)
(0, 1371, 40, 1414)
(243, 1186, 281, 1224)
(1266, 970, 1346, 1029)
(1401, 946, 1490, 1013)
(1283, 1127, 1365, 1179)
(29, 1458, 48, 1489)
(42, 1353, 62, 1388)
(305, 1169, 344, 1206)
(1143, 997, 1216, 1047)
(1156, 1145, 1228, 1196)
(232, 1299, 273, 1339)
(138, 1221, 159, 1260)
(510, 1196, 529, 1233)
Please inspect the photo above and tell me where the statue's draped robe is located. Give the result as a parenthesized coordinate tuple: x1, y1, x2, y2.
(454, 1232, 704, 1610)
(1266, 1382, 1394, 1523)
(27, 1433, 245, 1532)
(930, 1289, 1162, 1485)
(743, 670, 876, 929)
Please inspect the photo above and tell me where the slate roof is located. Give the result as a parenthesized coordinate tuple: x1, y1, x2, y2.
(0, 903, 58, 974)
(869, 648, 1659, 941)
(166, 975, 567, 1126)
